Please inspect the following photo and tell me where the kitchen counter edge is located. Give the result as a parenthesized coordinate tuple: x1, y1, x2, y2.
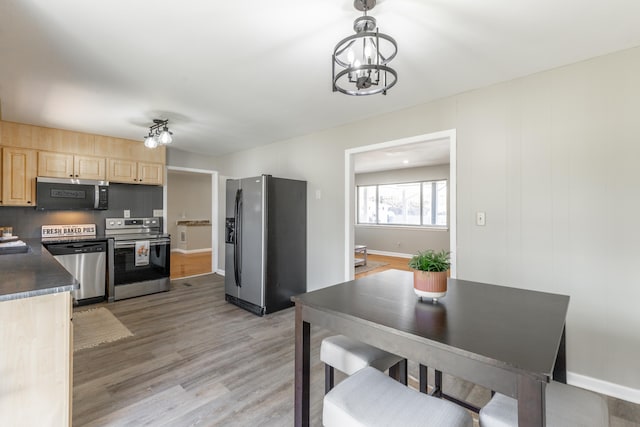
(0, 238, 79, 302)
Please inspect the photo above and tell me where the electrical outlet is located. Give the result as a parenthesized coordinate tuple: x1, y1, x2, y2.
(124, 210, 130, 218)
(476, 211, 486, 226)
(153, 209, 163, 217)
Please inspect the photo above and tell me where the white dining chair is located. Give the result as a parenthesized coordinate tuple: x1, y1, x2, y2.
(479, 381, 609, 427)
(321, 335, 407, 393)
(323, 366, 474, 427)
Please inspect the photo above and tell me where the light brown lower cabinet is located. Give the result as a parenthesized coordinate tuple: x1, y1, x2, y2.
(0, 292, 72, 426)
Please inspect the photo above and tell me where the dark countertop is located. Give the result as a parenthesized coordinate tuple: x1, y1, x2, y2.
(0, 238, 79, 302)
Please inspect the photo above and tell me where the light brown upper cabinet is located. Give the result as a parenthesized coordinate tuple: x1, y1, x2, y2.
(2, 147, 37, 206)
(38, 152, 106, 180)
(107, 159, 164, 186)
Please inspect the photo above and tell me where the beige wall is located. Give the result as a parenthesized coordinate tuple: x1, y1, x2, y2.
(166, 170, 212, 248)
(355, 165, 450, 255)
(168, 46, 640, 398)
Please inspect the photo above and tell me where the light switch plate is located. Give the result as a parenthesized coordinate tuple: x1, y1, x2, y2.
(476, 211, 486, 226)
(124, 210, 130, 218)
(153, 209, 164, 217)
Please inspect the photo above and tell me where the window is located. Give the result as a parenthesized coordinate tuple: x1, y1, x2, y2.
(357, 180, 447, 227)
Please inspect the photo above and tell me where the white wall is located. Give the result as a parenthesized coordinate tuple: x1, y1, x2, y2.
(167, 148, 221, 171)
(168, 46, 640, 399)
(355, 165, 450, 255)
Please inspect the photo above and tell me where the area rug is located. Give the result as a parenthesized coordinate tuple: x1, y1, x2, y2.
(73, 307, 133, 352)
(355, 260, 389, 275)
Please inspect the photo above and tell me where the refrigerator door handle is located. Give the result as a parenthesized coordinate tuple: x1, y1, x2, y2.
(234, 188, 243, 287)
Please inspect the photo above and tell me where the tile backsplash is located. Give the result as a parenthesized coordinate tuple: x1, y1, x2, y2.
(0, 183, 163, 238)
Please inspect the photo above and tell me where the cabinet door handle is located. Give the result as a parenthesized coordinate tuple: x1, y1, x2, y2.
(69, 174, 73, 177)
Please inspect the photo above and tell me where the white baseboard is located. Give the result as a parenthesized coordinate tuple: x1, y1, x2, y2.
(216, 269, 225, 276)
(567, 371, 640, 404)
(171, 248, 212, 254)
(367, 249, 413, 259)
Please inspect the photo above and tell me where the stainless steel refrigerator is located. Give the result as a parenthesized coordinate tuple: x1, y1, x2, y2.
(224, 175, 307, 316)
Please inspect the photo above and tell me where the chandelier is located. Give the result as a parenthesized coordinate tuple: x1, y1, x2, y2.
(144, 119, 173, 149)
(332, 0, 398, 96)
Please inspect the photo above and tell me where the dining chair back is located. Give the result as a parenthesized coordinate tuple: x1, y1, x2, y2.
(320, 335, 407, 393)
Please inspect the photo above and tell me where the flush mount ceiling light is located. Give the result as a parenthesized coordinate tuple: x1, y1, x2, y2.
(144, 119, 173, 149)
(332, 0, 398, 96)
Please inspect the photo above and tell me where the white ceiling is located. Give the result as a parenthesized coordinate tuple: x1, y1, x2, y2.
(2, 1, 640, 157)
(354, 138, 449, 173)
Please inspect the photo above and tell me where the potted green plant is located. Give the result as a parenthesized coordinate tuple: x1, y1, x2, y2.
(408, 249, 450, 302)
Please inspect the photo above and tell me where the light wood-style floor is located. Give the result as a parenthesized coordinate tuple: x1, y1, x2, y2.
(74, 274, 334, 425)
(74, 272, 639, 426)
(355, 253, 412, 279)
(169, 251, 407, 280)
(170, 251, 212, 279)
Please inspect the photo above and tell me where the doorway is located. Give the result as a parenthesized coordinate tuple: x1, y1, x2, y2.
(165, 166, 219, 279)
(344, 129, 457, 281)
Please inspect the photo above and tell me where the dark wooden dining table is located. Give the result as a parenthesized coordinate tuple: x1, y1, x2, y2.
(292, 269, 569, 427)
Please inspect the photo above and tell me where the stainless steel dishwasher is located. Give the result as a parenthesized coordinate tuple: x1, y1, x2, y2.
(45, 240, 107, 304)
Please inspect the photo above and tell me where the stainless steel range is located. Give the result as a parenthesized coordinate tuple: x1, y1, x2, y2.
(106, 217, 170, 301)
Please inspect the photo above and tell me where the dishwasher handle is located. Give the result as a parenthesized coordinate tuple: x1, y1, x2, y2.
(45, 241, 107, 255)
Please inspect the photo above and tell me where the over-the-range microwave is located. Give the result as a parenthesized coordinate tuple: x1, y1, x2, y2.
(35, 177, 109, 210)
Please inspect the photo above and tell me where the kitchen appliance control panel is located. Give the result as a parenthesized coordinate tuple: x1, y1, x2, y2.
(106, 217, 160, 229)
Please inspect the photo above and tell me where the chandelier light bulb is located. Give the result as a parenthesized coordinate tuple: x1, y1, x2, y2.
(364, 39, 373, 61)
(347, 48, 355, 65)
(159, 129, 172, 144)
(353, 59, 364, 78)
(144, 135, 158, 149)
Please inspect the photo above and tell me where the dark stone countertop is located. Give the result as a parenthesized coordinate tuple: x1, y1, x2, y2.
(0, 238, 79, 302)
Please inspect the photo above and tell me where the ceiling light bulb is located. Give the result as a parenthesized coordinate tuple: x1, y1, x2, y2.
(353, 59, 365, 78)
(159, 129, 172, 144)
(364, 39, 373, 60)
(144, 135, 158, 149)
(403, 159, 409, 164)
(347, 48, 355, 65)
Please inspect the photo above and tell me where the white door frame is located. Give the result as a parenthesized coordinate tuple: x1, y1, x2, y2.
(344, 129, 457, 281)
(164, 166, 219, 275)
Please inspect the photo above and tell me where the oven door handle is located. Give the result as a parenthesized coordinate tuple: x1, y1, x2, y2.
(114, 239, 171, 249)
